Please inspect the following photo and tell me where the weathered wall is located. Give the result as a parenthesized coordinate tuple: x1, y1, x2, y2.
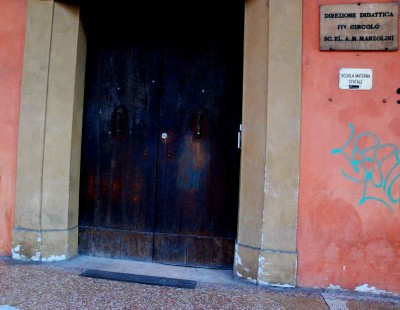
(0, 0, 27, 256)
(298, 0, 400, 294)
(13, 0, 86, 261)
(235, 0, 301, 286)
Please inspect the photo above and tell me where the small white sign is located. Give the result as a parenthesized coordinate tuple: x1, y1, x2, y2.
(339, 68, 373, 90)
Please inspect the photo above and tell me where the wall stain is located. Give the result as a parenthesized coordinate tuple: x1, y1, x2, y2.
(388, 113, 400, 137)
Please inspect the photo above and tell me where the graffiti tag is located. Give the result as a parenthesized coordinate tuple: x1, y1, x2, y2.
(331, 123, 400, 212)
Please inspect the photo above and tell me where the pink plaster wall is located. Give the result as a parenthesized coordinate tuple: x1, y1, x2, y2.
(0, 0, 27, 256)
(298, 0, 400, 294)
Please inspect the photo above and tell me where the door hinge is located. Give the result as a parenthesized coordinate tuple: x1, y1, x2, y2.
(238, 124, 242, 150)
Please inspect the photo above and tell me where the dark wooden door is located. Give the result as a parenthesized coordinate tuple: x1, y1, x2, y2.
(79, 1, 244, 268)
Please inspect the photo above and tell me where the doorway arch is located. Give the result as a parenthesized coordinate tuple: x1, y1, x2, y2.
(13, 0, 301, 286)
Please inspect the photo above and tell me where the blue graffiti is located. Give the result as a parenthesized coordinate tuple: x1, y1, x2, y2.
(331, 123, 400, 212)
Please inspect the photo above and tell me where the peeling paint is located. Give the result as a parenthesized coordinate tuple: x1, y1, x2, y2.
(246, 277, 257, 284)
(11, 245, 22, 260)
(11, 253, 21, 259)
(328, 284, 342, 290)
(41, 255, 66, 262)
(258, 279, 269, 286)
(12, 245, 66, 262)
(264, 164, 268, 194)
(258, 279, 294, 288)
(355, 284, 394, 295)
(257, 255, 265, 280)
(31, 252, 41, 261)
(271, 284, 295, 288)
(260, 232, 264, 248)
(234, 245, 242, 266)
(236, 267, 257, 283)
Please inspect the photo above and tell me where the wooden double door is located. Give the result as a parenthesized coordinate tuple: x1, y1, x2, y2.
(78, 2, 244, 268)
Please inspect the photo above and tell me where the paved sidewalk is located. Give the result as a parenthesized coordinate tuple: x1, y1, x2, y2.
(0, 257, 399, 309)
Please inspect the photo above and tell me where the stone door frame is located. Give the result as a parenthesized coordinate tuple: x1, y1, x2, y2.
(13, 0, 302, 286)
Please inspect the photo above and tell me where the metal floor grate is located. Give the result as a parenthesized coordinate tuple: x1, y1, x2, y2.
(80, 269, 197, 289)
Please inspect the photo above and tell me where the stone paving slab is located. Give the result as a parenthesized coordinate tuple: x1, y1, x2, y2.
(0, 258, 399, 310)
(321, 289, 400, 310)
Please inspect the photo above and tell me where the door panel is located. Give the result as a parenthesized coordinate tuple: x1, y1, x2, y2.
(79, 41, 160, 260)
(154, 43, 242, 267)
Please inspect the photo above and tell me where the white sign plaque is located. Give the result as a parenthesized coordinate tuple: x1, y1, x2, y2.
(339, 68, 373, 90)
